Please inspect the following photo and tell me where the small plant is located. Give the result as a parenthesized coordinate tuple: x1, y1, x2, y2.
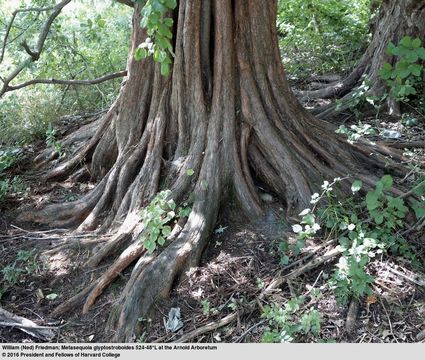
(282, 175, 421, 305)
(136, 332, 147, 343)
(138, 190, 191, 253)
(336, 76, 386, 122)
(0, 148, 22, 174)
(1, 250, 41, 299)
(261, 295, 321, 343)
(45, 123, 64, 155)
(134, 0, 177, 76)
(379, 36, 425, 102)
(0, 177, 28, 203)
(201, 299, 212, 316)
(335, 122, 376, 144)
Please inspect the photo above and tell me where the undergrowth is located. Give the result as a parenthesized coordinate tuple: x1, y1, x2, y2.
(267, 174, 425, 342)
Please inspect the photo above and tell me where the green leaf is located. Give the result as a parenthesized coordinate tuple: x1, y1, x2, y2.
(162, 225, 171, 237)
(163, 17, 174, 27)
(134, 47, 148, 61)
(411, 37, 422, 49)
(160, 62, 170, 76)
(373, 212, 384, 225)
(351, 180, 363, 193)
(186, 168, 194, 176)
(380, 175, 393, 190)
(412, 201, 425, 219)
(400, 36, 413, 48)
(366, 191, 380, 211)
(157, 236, 166, 246)
(416, 47, 425, 60)
(301, 214, 315, 226)
(408, 63, 422, 76)
(386, 42, 396, 55)
(395, 61, 411, 79)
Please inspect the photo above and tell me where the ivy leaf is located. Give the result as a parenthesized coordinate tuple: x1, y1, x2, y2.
(134, 47, 147, 61)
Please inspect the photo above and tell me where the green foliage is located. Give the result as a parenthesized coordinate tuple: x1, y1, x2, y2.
(0, 0, 132, 146)
(280, 175, 421, 305)
(277, 0, 371, 77)
(135, 0, 177, 76)
(201, 299, 213, 316)
(45, 123, 64, 155)
(0, 147, 26, 203)
(0, 250, 40, 299)
(138, 190, 191, 253)
(335, 121, 376, 144)
(261, 295, 321, 343)
(379, 36, 425, 103)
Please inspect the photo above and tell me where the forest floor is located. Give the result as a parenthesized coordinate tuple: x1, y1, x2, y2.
(0, 83, 424, 344)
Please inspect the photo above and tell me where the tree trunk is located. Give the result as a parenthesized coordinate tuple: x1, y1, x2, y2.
(21, 0, 409, 342)
(298, 0, 425, 118)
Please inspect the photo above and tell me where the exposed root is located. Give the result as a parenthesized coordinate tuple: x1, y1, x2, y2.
(22, 0, 423, 344)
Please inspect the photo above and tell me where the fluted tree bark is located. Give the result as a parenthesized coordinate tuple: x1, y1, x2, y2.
(298, 0, 425, 118)
(22, 0, 410, 342)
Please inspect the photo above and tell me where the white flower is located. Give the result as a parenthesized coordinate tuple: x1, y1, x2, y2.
(312, 223, 321, 232)
(299, 208, 311, 216)
(347, 224, 356, 231)
(321, 181, 330, 189)
(292, 224, 303, 233)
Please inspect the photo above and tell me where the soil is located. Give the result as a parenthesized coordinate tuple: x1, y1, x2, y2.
(0, 96, 424, 344)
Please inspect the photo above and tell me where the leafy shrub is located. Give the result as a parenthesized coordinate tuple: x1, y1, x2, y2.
(139, 190, 191, 253)
(135, 0, 177, 76)
(261, 295, 321, 343)
(277, 0, 372, 78)
(280, 175, 423, 305)
(379, 36, 425, 103)
(0, 147, 26, 203)
(0, 250, 41, 299)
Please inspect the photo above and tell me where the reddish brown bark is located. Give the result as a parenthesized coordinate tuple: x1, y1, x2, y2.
(299, 0, 425, 118)
(21, 0, 410, 342)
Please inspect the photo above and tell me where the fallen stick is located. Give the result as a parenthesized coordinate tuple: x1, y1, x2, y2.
(173, 313, 238, 343)
(0, 307, 56, 340)
(263, 246, 343, 295)
(172, 245, 343, 343)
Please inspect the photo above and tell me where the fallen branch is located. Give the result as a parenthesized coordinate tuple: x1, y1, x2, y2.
(0, 307, 56, 340)
(263, 246, 343, 295)
(173, 313, 238, 343)
(171, 245, 343, 343)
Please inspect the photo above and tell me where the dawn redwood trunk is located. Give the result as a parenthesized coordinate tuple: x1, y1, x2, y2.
(25, 0, 408, 341)
(301, 0, 425, 118)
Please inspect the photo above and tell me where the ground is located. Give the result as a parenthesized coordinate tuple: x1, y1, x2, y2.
(0, 89, 424, 343)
